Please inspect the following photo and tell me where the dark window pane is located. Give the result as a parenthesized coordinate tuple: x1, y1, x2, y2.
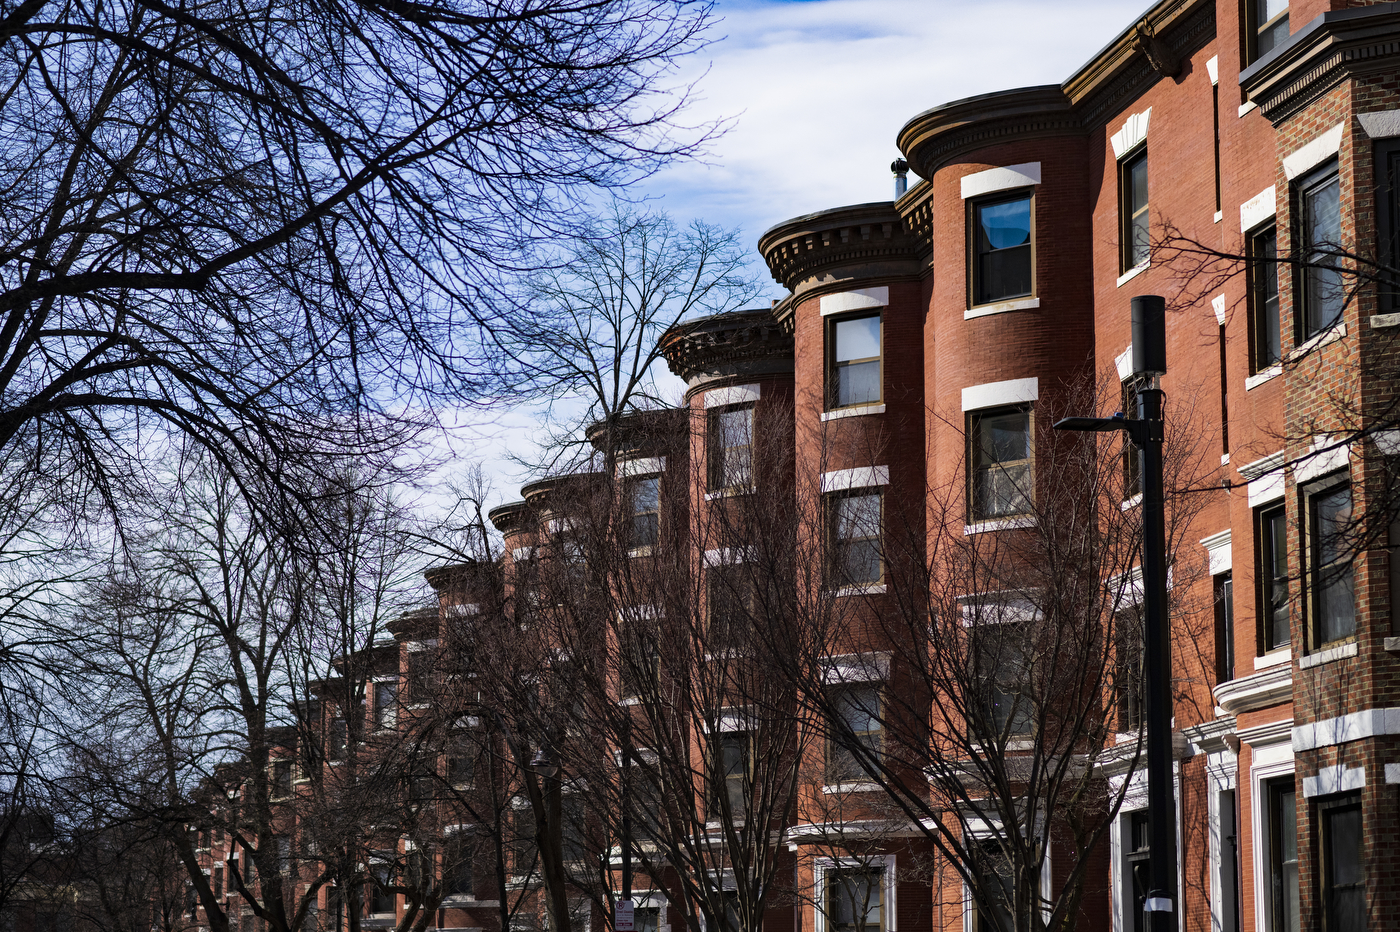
(974, 195, 1032, 305)
(1304, 172, 1344, 337)
(1252, 227, 1281, 368)
(1262, 507, 1290, 650)
(970, 409, 1032, 519)
(1324, 802, 1365, 931)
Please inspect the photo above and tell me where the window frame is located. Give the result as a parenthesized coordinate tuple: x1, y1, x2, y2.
(707, 729, 751, 820)
(1214, 572, 1236, 686)
(970, 619, 1033, 740)
(967, 405, 1034, 522)
(1122, 810, 1151, 932)
(826, 865, 885, 932)
(826, 489, 884, 589)
(826, 311, 883, 411)
(1375, 139, 1400, 313)
(373, 679, 398, 731)
(1265, 775, 1300, 932)
(1257, 503, 1290, 654)
(707, 404, 755, 491)
(1121, 374, 1150, 501)
(1248, 223, 1282, 372)
(1119, 146, 1150, 273)
(1318, 792, 1365, 932)
(1305, 477, 1356, 649)
(627, 474, 661, 551)
(968, 189, 1035, 308)
(1115, 606, 1144, 733)
(1246, 0, 1290, 64)
(1296, 160, 1344, 341)
(825, 683, 883, 783)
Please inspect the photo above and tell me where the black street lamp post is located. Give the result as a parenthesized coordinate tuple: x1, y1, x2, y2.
(1053, 294, 1177, 932)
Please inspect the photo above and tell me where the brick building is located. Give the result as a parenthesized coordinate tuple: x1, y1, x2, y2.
(164, 2, 1400, 932)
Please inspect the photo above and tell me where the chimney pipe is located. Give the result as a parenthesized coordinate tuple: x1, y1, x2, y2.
(891, 158, 908, 199)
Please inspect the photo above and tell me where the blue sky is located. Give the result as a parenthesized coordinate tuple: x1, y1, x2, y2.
(426, 0, 1157, 511)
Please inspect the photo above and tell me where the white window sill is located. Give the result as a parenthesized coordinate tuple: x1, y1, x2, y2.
(1254, 648, 1291, 670)
(822, 403, 886, 421)
(964, 515, 1035, 535)
(1213, 210, 1223, 224)
(1289, 322, 1346, 361)
(1121, 494, 1142, 511)
(1300, 641, 1357, 669)
(618, 696, 641, 707)
(1238, 100, 1258, 118)
(1385, 637, 1400, 652)
(441, 895, 479, 906)
(821, 782, 882, 795)
(964, 296, 1039, 320)
(704, 486, 753, 501)
(1245, 364, 1282, 390)
(627, 546, 654, 558)
(1372, 313, 1400, 329)
(1116, 261, 1150, 287)
(831, 583, 887, 597)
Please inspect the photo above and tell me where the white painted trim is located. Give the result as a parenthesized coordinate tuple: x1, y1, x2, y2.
(617, 457, 665, 478)
(960, 162, 1040, 200)
(511, 546, 535, 561)
(406, 638, 439, 652)
(964, 296, 1040, 319)
(1205, 743, 1239, 932)
(1292, 434, 1350, 484)
(1248, 472, 1285, 508)
(1238, 450, 1285, 480)
(1115, 345, 1134, 381)
(1116, 261, 1150, 287)
(820, 287, 888, 316)
(1110, 108, 1151, 159)
(1250, 750, 1295, 932)
(964, 516, 1035, 535)
(1373, 429, 1400, 456)
(821, 403, 885, 421)
(961, 377, 1038, 412)
(1288, 321, 1347, 360)
(821, 465, 890, 492)
(1211, 294, 1226, 325)
(1244, 365, 1282, 391)
(1238, 100, 1257, 118)
(1387, 763, 1400, 784)
(1206, 55, 1218, 85)
(1293, 708, 1400, 751)
(1254, 649, 1292, 671)
(1298, 641, 1357, 669)
(702, 547, 752, 567)
(1201, 529, 1232, 575)
(1214, 210, 1224, 223)
(812, 855, 898, 932)
(820, 652, 891, 685)
(1358, 109, 1400, 139)
(705, 384, 759, 408)
(1371, 312, 1400, 329)
(1303, 765, 1365, 798)
(1239, 185, 1276, 233)
(1282, 122, 1345, 180)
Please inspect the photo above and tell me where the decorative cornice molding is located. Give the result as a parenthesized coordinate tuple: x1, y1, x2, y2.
(1214, 663, 1293, 715)
(757, 203, 920, 295)
(1242, 4, 1400, 124)
(659, 309, 794, 396)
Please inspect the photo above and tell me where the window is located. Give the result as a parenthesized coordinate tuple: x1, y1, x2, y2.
(1299, 163, 1344, 339)
(1123, 811, 1151, 932)
(1120, 148, 1149, 271)
(327, 716, 348, 761)
(971, 192, 1033, 305)
(829, 313, 882, 408)
(828, 491, 882, 587)
(374, 681, 397, 730)
(1121, 374, 1149, 500)
(708, 566, 760, 653)
(1259, 505, 1290, 651)
(1249, 225, 1281, 370)
(708, 406, 753, 490)
(968, 407, 1032, 520)
(1249, 0, 1289, 62)
(277, 836, 292, 876)
(214, 866, 224, 900)
(406, 650, 435, 704)
(1319, 793, 1364, 932)
(826, 685, 882, 782)
(1116, 608, 1144, 732)
(1376, 140, 1400, 311)
(1309, 482, 1355, 646)
(515, 557, 540, 627)
(447, 734, 478, 787)
(634, 907, 661, 932)
(370, 862, 396, 915)
(970, 840, 1013, 932)
(1266, 777, 1300, 932)
(828, 867, 883, 932)
(1214, 573, 1235, 685)
(708, 731, 750, 818)
(629, 476, 660, 549)
(972, 623, 1032, 738)
(1220, 790, 1241, 932)
(620, 623, 659, 699)
(271, 760, 293, 799)
(561, 796, 588, 863)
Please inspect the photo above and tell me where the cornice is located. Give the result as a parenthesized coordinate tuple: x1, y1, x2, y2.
(585, 408, 685, 457)
(659, 308, 794, 397)
(1241, 3, 1400, 124)
(520, 472, 602, 511)
(895, 0, 1213, 178)
(757, 202, 920, 296)
(1214, 664, 1293, 716)
(487, 500, 527, 534)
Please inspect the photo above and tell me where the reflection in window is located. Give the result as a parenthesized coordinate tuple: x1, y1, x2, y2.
(973, 194, 1032, 305)
(971, 840, 1014, 932)
(828, 867, 883, 932)
(1124, 812, 1150, 932)
(828, 492, 882, 586)
(1121, 149, 1149, 271)
(1251, 0, 1289, 61)
(1267, 777, 1299, 932)
(708, 406, 753, 490)
(629, 476, 660, 549)
(969, 407, 1032, 520)
(826, 685, 882, 781)
(1300, 165, 1343, 338)
(1260, 505, 1290, 651)
(1310, 483, 1355, 645)
(1320, 795, 1364, 931)
(830, 314, 882, 408)
(1250, 225, 1281, 369)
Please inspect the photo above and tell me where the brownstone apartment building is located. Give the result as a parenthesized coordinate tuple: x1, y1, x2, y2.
(160, 2, 1400, 932)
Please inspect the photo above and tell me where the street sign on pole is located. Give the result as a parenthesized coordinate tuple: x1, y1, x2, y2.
(616, 900, 635, 931)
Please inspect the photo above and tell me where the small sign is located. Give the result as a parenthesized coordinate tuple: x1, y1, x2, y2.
(616, 900, 635, 932)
